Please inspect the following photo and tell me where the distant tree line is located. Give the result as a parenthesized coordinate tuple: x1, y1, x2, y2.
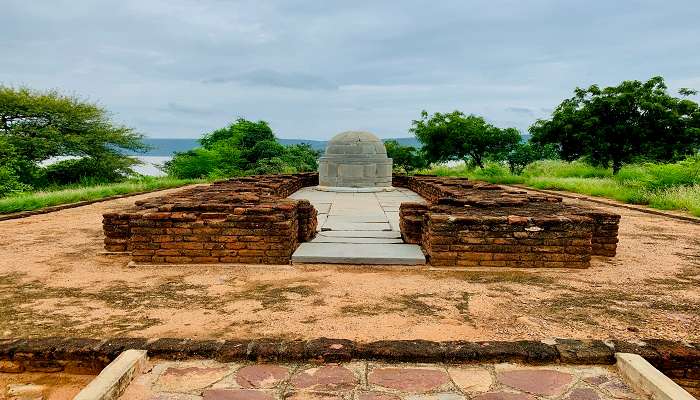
(2, 75, 698, 198)
(388, 76, 700, 174)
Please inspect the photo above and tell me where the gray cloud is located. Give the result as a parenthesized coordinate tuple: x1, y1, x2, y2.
(1, 0, 699, 139)
(506, 107, 535, 115)
(204, 69, 337, 90)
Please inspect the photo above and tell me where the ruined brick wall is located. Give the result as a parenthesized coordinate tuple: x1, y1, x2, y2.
(573, 210, 620, 256)
(127, 201, 301, 264)
(394, 174, 620, 268)
(103, 173, 319, 264)
(398, 202, 428, 245)
(423, 213, 593, 268)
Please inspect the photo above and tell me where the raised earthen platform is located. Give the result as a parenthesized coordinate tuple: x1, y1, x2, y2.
(394, 175, 620, 268)
(102, 173, 620, 268)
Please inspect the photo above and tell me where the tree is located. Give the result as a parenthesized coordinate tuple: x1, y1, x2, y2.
(506, 142, 559, 174)
(0, 86, 147, 187)
(282, 143, 321, 172)
(410, 110, 521, 168)
(530, 76, 700, 173)
(165, 119, 320, 179)
(199, 118, 274, 149)
(384, 139, 427, 172)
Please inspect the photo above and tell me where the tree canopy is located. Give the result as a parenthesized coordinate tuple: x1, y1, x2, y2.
(165, 118, 320, 179)
(530, 76, 700, 173)
(410, 110, 521, 168)
(383, 139, 426, 172)
(0, 86, 147, 193)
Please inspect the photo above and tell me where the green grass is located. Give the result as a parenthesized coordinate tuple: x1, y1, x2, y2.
(0, 176, 201, 214)
(420, 157, 700, 217)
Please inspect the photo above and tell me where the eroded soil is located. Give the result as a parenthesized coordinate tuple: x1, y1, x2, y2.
(0, 187, 698, 341)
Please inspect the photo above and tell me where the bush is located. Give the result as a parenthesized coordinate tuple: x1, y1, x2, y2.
(522, 160, 611, 179)
(384, 140, 427, 172)
(164, 148, 221, 179)
(0, 166, 32, 197)
(39, 156, 136, 186)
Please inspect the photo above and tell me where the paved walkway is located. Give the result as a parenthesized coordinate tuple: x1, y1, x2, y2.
(289, 187, 426, 265)
(120, 360, 647, 399)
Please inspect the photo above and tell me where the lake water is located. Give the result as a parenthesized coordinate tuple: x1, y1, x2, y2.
(133, 156, 171, 177)
(41, 156, 172, 177)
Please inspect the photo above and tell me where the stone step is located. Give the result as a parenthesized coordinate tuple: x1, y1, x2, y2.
(317, 230, 402, 238)
(311, 236, 405, 244)
(321, 222, 392, 231)
(292, 243, 426, 265)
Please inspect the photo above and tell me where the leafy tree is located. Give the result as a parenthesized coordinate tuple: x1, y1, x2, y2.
(164, 148, 221, 179)
(530, 76, 700, 173)
(165, 119, 320, 179)
(246, 140, 286, 166)
(252, 157, 287, 175)
(199, 118, 274, 149)
(0, 86, 147, 186)
(506, 142, 559, 174)
(384, 139, 427, 172)
(282, 143, 321, 172)
(410, 110, 521, 168)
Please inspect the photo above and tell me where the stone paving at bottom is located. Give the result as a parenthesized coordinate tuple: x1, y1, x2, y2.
(119, 360, 648, 400)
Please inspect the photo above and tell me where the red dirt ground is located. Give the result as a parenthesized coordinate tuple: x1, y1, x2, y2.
(0, 186, 698, 342)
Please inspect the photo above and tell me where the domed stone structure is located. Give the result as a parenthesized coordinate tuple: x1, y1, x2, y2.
(318, 131, 393, 188)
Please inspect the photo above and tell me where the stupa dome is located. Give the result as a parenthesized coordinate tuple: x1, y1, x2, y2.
(318, 131, 393, 188)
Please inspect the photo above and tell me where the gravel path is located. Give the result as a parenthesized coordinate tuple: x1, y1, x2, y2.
(0, 186, 698, 342)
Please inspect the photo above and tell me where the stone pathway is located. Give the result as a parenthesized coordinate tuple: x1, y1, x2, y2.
(119, 360, 648, 399)
(289, 187, 426, 265)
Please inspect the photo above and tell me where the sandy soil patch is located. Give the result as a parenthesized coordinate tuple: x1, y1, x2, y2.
(0, 372, 94, 400)
(0, 187, 698, 341)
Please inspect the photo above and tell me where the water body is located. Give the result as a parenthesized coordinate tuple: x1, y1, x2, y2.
(127, 137, 423, 156)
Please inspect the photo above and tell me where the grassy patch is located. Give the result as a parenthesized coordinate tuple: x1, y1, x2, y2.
(0, 176, 201, 214)
(228, 282, 320, 312)
(458, 270, 557, 286)
(420, 157, 700, 216)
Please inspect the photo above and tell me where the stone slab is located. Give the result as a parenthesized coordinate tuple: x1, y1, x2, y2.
(317, 231, 402, 239)
(292, 243, 426, 265)
(316, 186, 396, 193)
(325, 215, 389, 224)
(322, 222, 392, 231)
(616, 352, 695, 400)
(311, 236, 405, 244)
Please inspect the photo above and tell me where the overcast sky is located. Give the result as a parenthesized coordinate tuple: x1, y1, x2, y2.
(2, 1, 699, 140)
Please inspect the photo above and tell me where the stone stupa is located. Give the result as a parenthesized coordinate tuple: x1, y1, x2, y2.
(318, 131, 393, 191)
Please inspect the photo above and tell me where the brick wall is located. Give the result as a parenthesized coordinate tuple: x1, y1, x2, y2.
(394, 175, 620, 268)
(103, 173, 319, 265)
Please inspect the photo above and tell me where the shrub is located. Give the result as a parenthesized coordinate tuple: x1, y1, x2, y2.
(40, 156, 136, 186)
(522, 160, 611, 179)
(164, 148, 220, 179)
(0, 166, 31, 197)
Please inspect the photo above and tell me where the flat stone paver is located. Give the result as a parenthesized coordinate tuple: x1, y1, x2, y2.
(497, 368, 574, 396)
(317, 230, 402, 239)
(120, 360, 649, 400)
(368, 367, 451, 393)
(289, 186, 427, 265)
(311, 236, 405, 244)
(292, 242, 426, 265)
